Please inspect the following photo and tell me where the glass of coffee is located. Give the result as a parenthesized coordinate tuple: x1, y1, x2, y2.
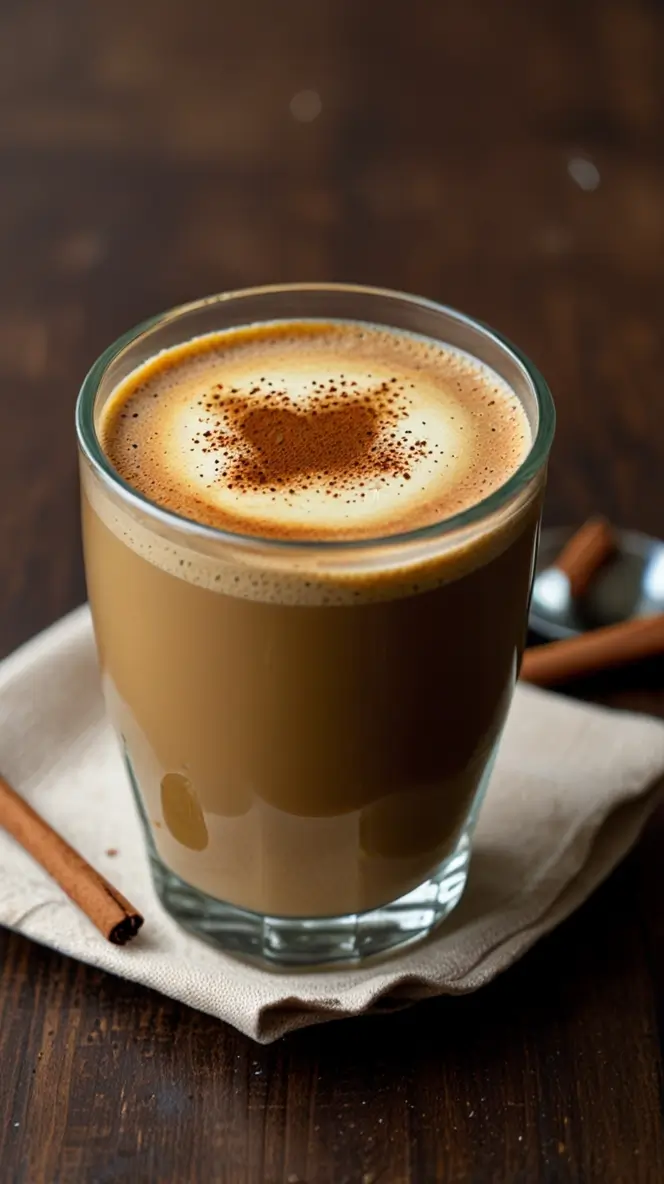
(76, 284, 554, 967)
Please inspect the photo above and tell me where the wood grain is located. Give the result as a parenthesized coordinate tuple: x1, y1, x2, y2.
(1, 0, 663, 1179)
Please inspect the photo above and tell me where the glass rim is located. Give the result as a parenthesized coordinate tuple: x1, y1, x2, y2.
(75, 282, 555, 555)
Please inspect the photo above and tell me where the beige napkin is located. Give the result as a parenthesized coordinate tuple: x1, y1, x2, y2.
(1, 606, 663, 1043)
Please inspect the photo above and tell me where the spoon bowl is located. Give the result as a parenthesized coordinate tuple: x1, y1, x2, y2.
(529, 526, 664, 641)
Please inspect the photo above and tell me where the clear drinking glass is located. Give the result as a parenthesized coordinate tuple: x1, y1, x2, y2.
(76, 284, 554, 967)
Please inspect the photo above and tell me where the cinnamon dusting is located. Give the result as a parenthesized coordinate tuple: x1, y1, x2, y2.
(192, 377, 429, 495)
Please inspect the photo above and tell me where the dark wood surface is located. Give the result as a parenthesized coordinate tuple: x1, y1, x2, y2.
(1, 0, 663, 1180)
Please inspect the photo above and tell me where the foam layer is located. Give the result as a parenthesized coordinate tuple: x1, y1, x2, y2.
(99, 320, 531, 543)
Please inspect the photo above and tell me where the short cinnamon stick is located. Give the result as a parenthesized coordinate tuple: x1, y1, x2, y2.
(0, 774, 143, 944)
(554, 516, 617, 600)
(521, 613, 664, 687)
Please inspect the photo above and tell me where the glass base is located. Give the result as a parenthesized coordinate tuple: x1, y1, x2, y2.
(148, 834, 471, 968)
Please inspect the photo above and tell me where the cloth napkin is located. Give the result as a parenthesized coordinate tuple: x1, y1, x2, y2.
(1, 606, 663, 1044)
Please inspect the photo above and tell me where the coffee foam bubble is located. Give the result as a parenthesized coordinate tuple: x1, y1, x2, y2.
(90, 320, 535, 604)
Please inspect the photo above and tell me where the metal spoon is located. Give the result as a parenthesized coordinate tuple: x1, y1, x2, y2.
(529, 526, 664, 642)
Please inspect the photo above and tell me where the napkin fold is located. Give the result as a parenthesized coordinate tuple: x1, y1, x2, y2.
(1, 606, 663, 1043)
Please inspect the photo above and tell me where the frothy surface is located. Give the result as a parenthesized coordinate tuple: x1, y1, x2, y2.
(99, 320, 531, 542)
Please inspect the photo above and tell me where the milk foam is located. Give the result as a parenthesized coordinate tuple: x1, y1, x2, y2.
(89, 320, 536, 604)
(100, 320, 531, 543)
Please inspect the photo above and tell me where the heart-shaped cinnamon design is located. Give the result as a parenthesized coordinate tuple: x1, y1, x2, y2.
(239, 403, 378, 484)
(199, 385, 417, 495)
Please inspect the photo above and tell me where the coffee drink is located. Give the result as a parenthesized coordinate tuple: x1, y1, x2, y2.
(81, 318, 542, 919)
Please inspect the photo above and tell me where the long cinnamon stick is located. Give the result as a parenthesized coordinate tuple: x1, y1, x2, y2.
(554, 516, 617, 600)
(521, 613, 664, 687)
(0, 774, 143, 944)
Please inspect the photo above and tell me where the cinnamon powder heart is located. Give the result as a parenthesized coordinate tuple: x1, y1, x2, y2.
(198, 383, 427, 496)
(239, 403, 378, 485)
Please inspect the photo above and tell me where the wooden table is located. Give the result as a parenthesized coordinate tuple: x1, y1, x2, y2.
(1, 1, 663, 1180)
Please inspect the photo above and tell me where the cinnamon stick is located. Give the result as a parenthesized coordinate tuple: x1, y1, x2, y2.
(521, 613, 664, 687)
(0, 774, 143, 944)
(554, 516, 617, 600)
